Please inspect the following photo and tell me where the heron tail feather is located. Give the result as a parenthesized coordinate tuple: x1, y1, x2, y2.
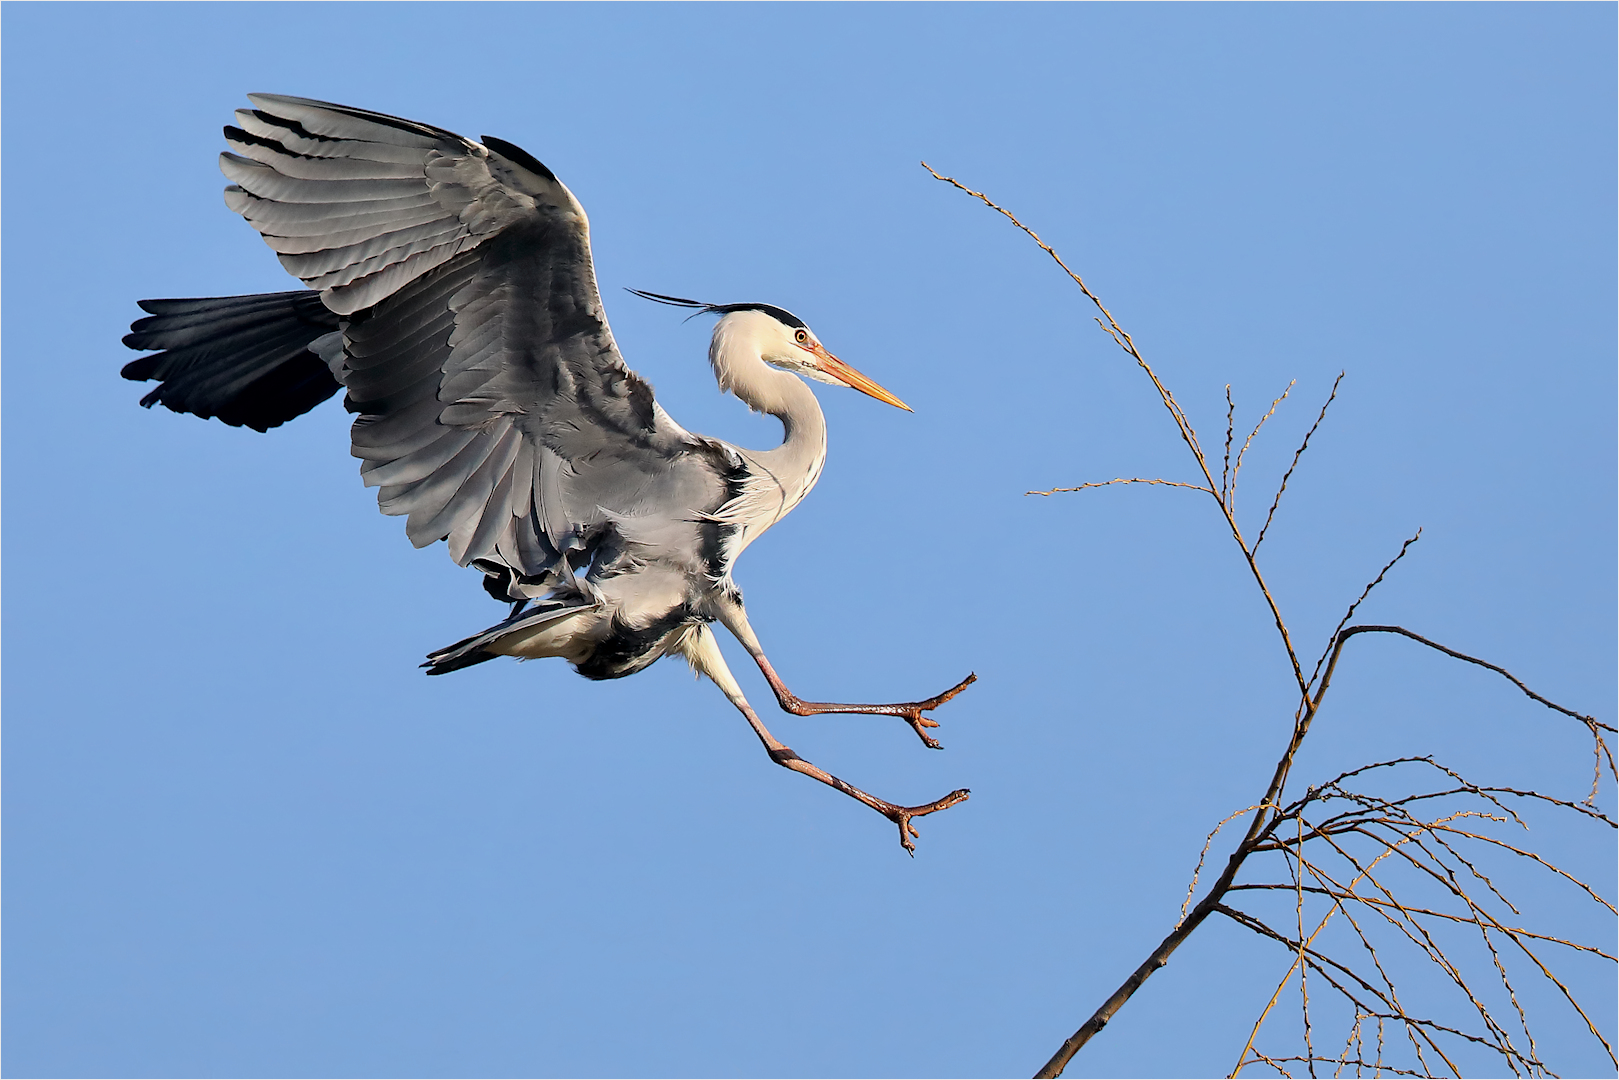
(422, 599, 591, 676)
(121, 291, 343, 431)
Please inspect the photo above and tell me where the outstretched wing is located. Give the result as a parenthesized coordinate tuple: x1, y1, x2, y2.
(223, 95, 728, 596)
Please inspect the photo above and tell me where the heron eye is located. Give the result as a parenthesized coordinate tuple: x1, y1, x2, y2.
(794, 329, 809, 344)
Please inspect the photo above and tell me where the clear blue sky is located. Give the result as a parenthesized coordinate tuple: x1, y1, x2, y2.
(4, 4, 1613, 1077)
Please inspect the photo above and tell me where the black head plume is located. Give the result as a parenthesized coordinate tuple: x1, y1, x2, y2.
(626, 289, 807, 330)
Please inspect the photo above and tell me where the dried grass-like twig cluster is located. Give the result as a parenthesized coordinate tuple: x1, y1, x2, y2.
(1223, 755, 1614, 1078)
(921, 163, 1615, 1079)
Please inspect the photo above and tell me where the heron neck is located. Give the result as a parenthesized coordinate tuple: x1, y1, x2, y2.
(736, 363, 828, 517)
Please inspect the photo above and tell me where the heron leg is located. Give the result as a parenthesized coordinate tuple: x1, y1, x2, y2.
(677, 625, 969, 854)
(715, 603, 975, 749)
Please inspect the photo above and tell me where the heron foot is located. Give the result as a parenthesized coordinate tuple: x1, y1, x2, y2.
(770, 747, 970, 855)
(884, 788, 972, 856)
(776, 672, 978, 750)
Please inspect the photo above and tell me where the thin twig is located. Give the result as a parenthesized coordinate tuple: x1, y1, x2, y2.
(1235, 816, 1440, 1077)
(1181, 805, 1269, 925)
(1255, 373, 1343, 555)
(1306, 535, 1423, 694)
(1299, 829, 1538, 1072)
(1224, 885, 1618, 959)
(1293, 757, 1615, 828)
(1223, 385, 1237, 502)
(1219, 905, 1468, 1076)
(1232, 381, 1295, 516)
(1240, 1055, 1427, 1079)
(1027, 477, 1213, 497)
(1330, 820, 1615, 1066)
(1296, 810, 1317, 1078)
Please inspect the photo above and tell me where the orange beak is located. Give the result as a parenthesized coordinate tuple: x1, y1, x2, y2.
(811, 343, 912, 412)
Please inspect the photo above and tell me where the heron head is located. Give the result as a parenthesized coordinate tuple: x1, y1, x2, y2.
(627, 290, 911, 412)
(724, 307, 911, 412)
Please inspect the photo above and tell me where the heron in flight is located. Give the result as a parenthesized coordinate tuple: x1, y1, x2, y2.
(122, 95, 973, 852)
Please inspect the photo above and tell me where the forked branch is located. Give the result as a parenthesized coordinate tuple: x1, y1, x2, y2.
(1254, 372, 1343, 554)
(921, 164, 1613, 1079)
(921, 162, 1311, 700)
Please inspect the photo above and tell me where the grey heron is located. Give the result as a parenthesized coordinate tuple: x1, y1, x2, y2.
(122, 95, 973, 852)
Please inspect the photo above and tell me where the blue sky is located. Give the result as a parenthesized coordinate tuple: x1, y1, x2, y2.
(4, 4, 1613, 1077)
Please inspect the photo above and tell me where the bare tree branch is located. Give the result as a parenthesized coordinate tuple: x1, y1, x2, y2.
(921, 162, 1313, 703)
(1307, 535, 1424, 693)
(1318, 625, 1615, 736)
(920, 164, 1613, 1080)
(1315, 625, 1617, 807)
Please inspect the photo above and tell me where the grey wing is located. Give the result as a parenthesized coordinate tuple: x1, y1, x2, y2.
(223, 95, 731, 596)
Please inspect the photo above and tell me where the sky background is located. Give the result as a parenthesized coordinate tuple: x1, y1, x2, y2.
(3, 4, 1614, 1078)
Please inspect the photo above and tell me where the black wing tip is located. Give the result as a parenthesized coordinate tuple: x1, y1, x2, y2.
(480, 135, 558, 184)
(243, 92, 456, 143)
(246, 91, 315, 108)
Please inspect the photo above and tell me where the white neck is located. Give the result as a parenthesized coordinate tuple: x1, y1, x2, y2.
(709, 315, 829, 522)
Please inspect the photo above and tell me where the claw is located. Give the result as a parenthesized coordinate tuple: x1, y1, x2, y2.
(901, 672, 977, 749)
(888, 787, 971, 854)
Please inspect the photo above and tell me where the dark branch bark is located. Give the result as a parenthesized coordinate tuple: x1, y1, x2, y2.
(1320, 625, 1614, 736)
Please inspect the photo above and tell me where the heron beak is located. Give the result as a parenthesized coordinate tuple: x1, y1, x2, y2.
(814, 345, 912, 412)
